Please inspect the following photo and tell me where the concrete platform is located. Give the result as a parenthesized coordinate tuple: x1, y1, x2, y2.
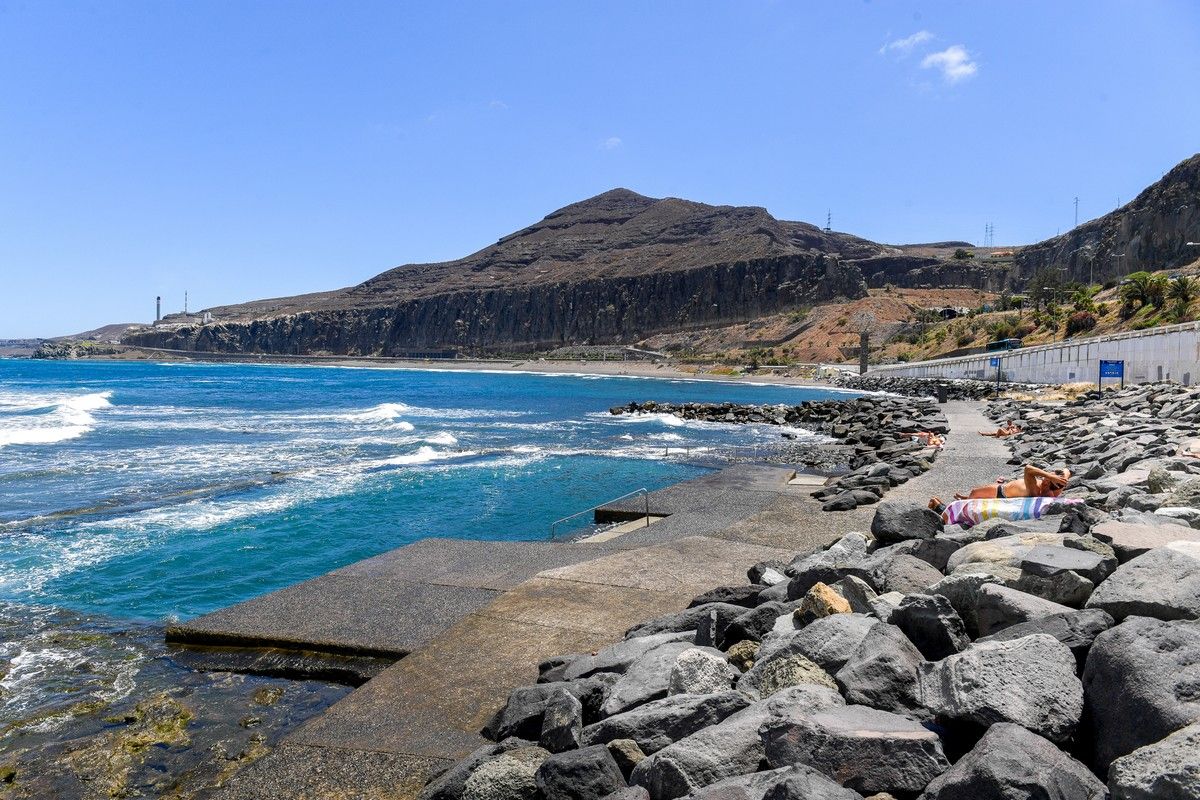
(183, 463, 860, 797)
(168, 538, 615, 661)
(212, 534, 791, 799)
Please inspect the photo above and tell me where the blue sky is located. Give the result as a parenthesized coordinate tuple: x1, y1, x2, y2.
(3, 1, 1198, 337)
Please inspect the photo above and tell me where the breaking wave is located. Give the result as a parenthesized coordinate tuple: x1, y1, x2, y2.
(0, 391, 113, 448)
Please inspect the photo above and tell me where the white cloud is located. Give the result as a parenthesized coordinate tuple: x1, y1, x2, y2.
(879, 30, 934, 56)
(599, 136, 622, 150)
(489, 99, 509, 110)
(921, 45, 978, 83)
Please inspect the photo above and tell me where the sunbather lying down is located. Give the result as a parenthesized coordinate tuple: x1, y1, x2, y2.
(980, 420, 1021, 438)
(928, 465, 1071, 512)
(907, 431, 945, 448)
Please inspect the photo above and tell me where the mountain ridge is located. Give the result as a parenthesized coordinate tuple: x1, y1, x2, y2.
(122, 154, 1200, 356)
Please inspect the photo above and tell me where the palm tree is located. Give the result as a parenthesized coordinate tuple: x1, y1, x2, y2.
(1145, 274, 1171, 308)
(1120, 271, 1153, 313)
(1170, 276, 1198, 316)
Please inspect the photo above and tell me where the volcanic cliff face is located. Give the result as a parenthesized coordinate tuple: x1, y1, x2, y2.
(1016, 153, 1200, 283)
(124, 189, 882, 354)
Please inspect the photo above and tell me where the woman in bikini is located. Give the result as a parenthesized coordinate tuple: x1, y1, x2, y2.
(928, 465, 1071, 512)
(980, 421, 1021, 438)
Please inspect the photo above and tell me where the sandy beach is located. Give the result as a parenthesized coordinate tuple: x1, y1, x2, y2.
(79, 345, 853, 389)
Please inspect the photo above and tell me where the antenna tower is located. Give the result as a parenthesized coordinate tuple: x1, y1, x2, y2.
(824, 210, 832, 232)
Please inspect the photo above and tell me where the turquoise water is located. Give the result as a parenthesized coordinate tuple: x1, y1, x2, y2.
(0, 360, 852, 622)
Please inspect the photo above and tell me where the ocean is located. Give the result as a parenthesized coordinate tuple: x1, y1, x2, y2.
(0, 358, 860, 790)
(0, 359, 853, 622)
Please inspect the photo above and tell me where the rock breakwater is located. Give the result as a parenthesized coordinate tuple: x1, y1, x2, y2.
(425, 387, 1200, 800)
(611, 397, 947, 511)
(833, 375, 1038, 400)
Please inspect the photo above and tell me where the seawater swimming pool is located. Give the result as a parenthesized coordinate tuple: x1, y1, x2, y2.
(0, 359, 855, 621)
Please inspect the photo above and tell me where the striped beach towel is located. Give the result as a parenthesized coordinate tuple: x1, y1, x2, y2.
(941, 496, 1082, 527)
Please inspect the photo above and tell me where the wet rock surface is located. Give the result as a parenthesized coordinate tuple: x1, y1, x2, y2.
(0, 603, 348, 800)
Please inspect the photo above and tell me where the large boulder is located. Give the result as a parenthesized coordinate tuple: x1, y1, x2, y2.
(793, 582, 851, 625)
(581, 692, 749, 755)
(540, 688, 584, 753)
(722, 602, 795, 645)
(1021, 544, 1115, 584)
(535, 745, 627, 800)
(630, 690, 843, 799)
(1085, 543, 1200, 622)
(891, 594, 970, 661)
(1082, 617, 1200, 770)
(918, 634, 1083, 743)
(737, 653, 837, 699)
(871, 501, 944, 543)
(1107, 720, 1200, 800)
(684, 765, 860, 800)
(928, 572, 1004, 637)
(834, 623, 925, 715)
(761, 704, 949, 795)
(668, 648, 740, 696)
(885, 537, 964, 572)
(420, 738, 537, 800)
(602, 643, 698, 718)
(688, 585, 763, 609)
(626, 605, 747, 642)
(564, 632, 696, 681)
(947, 532, 1068, 573)
(755, 613, 878, 675)
(463, 746, 551, 800)
(487, 677, 614, 740)
(853, 552, 945, 595)
(760, 766, 865, 800)
(976, 608, 1114, 669)
(1090, 520, 1200, 562)
(916, 723, 1107, 800)
(786, 533, 870, 595)
(975, 584, 1075, 637)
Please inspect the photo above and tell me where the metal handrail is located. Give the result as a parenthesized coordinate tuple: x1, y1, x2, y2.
(549, 487, 650, 540)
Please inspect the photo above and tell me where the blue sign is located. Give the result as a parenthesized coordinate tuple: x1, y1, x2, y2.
(989, 357, 1000, 367)
(1099, 360, 1124, 378)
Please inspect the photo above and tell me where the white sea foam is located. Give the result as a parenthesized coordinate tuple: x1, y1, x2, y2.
(378, 446, 473, 466)
(340, 402, 414, 423)
(424, 432, 459, 446)
(0, 390, 112, 448)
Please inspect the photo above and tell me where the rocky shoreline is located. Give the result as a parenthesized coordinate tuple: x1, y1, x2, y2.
(0, 603, 349, 799)
(611, 397, 947, 511)
(832, 375, 1038, 400)
(427, 387, 1200, 800)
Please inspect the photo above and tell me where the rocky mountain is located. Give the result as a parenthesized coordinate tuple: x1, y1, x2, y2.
(119, 155, 1200, 357)
(1016, 153, 1200, 283)
(123, 190, 897, 355)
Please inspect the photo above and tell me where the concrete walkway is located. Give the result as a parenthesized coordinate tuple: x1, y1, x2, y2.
(888, 401, 1013, 504)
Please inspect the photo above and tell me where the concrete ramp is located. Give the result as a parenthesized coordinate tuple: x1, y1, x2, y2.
(210, 535, 791, 799)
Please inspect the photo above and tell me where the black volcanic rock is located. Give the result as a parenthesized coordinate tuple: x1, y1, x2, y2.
(122, 189, 878, 354)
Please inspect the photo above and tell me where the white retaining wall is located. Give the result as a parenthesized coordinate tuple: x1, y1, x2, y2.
(867, 321, 1200, 386)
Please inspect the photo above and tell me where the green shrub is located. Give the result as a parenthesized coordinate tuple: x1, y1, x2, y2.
(1066, 311, 1097, 336)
